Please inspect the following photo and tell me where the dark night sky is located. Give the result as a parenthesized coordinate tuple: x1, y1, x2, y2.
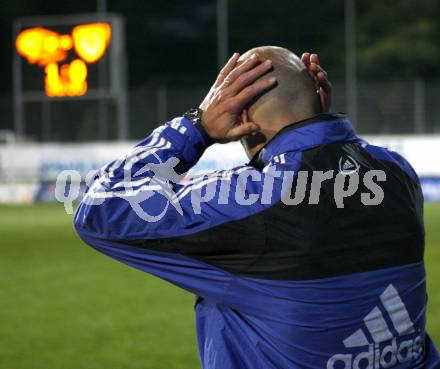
(0, 0, 348, 94)
(2, 0, 439, 139)
(2, 0, 440, 95)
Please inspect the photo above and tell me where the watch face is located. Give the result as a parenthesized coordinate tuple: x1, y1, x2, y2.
(185, 108, 201, 124)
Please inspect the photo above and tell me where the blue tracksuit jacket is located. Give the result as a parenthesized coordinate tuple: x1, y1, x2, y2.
(74, 113, 440, 369)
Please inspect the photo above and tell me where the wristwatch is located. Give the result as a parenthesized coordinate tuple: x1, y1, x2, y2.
(183, 108, 203, 126)
(183, 108, 214, 145)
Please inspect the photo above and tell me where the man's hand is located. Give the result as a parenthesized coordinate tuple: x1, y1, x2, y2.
(199, 53, 276, 143)
(301, 53, 332, 112)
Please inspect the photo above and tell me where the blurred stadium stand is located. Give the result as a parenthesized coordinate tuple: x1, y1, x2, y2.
(0, 80, 439, 142)
(1, 1, 440, 205)
(1, 79, 440, 205)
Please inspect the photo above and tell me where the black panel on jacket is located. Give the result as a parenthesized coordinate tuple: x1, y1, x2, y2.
(129, 141, 425, 281)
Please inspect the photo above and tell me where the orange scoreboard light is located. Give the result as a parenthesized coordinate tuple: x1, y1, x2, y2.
(16, 22, 111, 97)
(13, 14, 127, 140)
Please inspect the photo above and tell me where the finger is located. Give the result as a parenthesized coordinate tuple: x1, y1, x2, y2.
(315, 64, 328, 77)
(307, 68, 320, 90)
(226, 59, 273, 96)
(232, 76, 277, 110)
(309, 64, 328, 88)
(309, 62, 326, 76)
(317, 71, 329, 80)
(227, 122, 260, 140)
(310, 53, 319, 65)
(214, 52, 240, 87)
(315, 70, 329, 85)
(303, 53, 316, 82)
(221, 53, 261, 87)
(301, 52, 311, 66)
(317, 72, 332, 93)
(241, 109, 249, 124)
(308, 63, 325, 91)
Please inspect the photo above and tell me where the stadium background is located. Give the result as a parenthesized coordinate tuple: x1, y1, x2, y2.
(0, 1, 439, 368)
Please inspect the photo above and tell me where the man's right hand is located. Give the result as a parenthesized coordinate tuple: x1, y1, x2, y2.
(199, 53, 277, 143)
(301, 53, 332, 112)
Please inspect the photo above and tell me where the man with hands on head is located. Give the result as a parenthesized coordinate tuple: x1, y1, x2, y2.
(74, 47, 439, 369)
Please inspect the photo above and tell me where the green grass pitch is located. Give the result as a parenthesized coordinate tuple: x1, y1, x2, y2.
(0, 203, 439, 369)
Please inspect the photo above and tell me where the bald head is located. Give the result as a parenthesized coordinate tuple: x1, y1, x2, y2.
(238, 46, 320, 127)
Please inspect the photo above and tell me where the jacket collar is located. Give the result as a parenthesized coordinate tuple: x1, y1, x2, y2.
(249, 113, 360, 168)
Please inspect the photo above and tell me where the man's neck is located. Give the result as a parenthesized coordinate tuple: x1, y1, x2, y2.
(243, 112, 315, 159)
